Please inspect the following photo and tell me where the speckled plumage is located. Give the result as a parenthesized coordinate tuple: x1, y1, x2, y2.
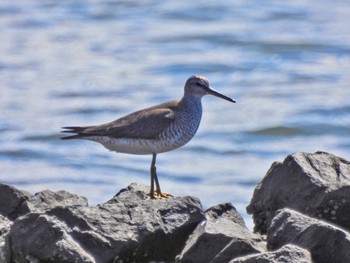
(62, 75, 235, 198)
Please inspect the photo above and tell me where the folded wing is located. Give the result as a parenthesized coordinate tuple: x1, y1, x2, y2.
(61, 107, 175, 140)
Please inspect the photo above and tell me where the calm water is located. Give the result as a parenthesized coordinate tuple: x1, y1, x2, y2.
(1, 0, 350, 228)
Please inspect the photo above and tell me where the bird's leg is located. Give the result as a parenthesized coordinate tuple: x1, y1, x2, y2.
(151, 153, 161, 195)
(148, 153, 173, 199)
(154, 168, 162, 196)
(149, 153, 156, 199)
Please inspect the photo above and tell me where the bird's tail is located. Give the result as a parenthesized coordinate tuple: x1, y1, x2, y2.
(61, 126, 89, 140)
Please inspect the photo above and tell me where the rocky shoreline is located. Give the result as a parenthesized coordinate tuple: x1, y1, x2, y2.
(0, 151, 349, 263)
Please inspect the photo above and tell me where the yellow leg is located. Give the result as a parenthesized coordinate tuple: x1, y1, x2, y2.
(148, 153, 173, 199)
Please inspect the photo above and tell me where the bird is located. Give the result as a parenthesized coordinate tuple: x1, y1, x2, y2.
(61, 75, 235, 199)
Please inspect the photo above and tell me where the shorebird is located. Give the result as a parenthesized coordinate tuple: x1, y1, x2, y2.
(61, 76, 235, 199)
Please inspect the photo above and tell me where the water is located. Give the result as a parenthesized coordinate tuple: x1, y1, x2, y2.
(1, 0, 350, 229)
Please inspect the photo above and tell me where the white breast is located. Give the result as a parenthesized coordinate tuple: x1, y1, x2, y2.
(86, 136, 154, 155)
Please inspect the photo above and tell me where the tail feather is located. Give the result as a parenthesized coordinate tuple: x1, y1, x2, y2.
(61, 126, 90, 140)
(61, 134, 85, 140)
(62, 126, 87, 133)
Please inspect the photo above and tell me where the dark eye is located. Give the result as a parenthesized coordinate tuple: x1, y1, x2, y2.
(196, 82, 207, 89)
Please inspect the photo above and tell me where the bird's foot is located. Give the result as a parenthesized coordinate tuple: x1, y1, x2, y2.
(148, 191, 173, 200)
(156, 191, 174, 199)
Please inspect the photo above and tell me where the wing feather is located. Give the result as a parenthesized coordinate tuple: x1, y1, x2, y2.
(84, 108, 175, 139)
(61, 100, 178, 140)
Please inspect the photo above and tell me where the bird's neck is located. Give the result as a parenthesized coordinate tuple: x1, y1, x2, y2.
(179, 94, 203, 115)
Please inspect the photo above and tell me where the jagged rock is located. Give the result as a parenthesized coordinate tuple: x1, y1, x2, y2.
(0, 184, 88, 221)
(5, 183, 204, 263)
(247, 151, 350, 233)
(7, 213, 96, 263)
(0, 184, 32, 220)
(18, 189, 89, 215)
(205, 203, 246, 227)
(0, 215, 12, 262)
(268, 208, 350, 263)
(230, 244, 312, 263)
(176, 203, 265, 263)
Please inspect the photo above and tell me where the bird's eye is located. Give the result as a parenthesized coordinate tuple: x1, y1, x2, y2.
(196, 82, 207, 89)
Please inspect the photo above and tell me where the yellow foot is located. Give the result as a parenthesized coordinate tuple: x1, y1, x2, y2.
(148, 192, 174, 200)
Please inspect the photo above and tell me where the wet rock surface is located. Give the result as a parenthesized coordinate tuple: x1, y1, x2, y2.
(0, 151, 349, 263)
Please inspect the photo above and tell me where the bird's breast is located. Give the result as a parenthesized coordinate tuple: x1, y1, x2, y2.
(157, 104, 202, 152)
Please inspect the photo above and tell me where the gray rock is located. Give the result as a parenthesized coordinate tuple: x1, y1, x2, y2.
(109, 182, 150, 201)
(230, 244, 312, 263)
(247, 151, 350, 233)
(0, 184, 32, 220)
(177, 203, 265, 263)
(7, 213, 96, 263)
(0, 215, 12, 262)
(5, 183, 204, 263)
(268, 208, 350, 263)
(205, 203, 246, 227)
(18, 189, 89, 215)
(0, 184, 88, 221)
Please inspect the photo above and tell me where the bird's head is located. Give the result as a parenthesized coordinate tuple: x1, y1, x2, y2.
(184, 75, 235, 103)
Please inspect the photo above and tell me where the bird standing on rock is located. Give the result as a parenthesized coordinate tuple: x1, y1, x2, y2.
(61, 76, 235, 199)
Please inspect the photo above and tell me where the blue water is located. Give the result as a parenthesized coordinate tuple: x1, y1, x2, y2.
(1, 0, 350, 229)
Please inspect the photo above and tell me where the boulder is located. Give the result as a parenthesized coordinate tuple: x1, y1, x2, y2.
(5, 183, 204, 263)
(0, 184, 32, 220)
(230, 244, 312, 263)
(0, 183, 88, 221)
(176, 203, 265, 263)
(18, 189, 89, 215)
(247, 152, 350, 233)
(268, 208, 350, 263)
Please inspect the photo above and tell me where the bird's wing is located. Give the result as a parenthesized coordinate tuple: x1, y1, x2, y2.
(65, 107, 176, 140)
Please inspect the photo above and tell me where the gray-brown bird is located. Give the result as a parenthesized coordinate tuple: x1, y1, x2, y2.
(62, 76, 235, 199)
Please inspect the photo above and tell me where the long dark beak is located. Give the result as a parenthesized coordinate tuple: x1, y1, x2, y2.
(207, 86, 236, 103)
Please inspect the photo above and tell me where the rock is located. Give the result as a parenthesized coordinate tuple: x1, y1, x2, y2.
(7, 213, 96, 263)
(247, 152, 350, 234)
(205, 203, 246, 227)
(18, 189, 89, 215)
(230, 244, 312, 263)
(0, 215, 12, 262)
(0, 184, 88, 221)
(176, 203, 265, 263)
(0, 184, 32, 220)
(109, 182, 150, 201)
(3, 150, 349, 263)
(268, 208, 350, 263)
(5, 183, 204, 263)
